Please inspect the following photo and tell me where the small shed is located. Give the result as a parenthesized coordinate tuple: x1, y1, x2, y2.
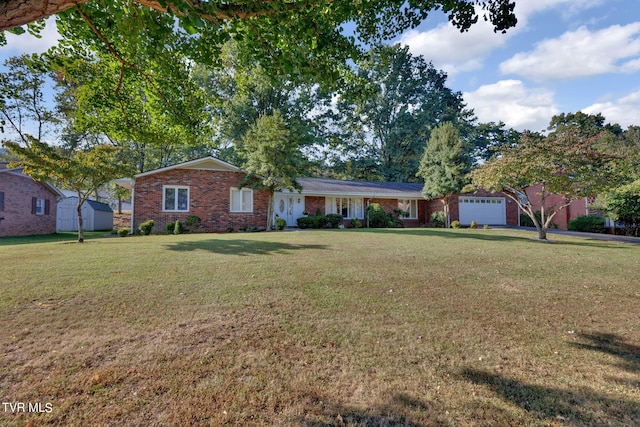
(57, 197, 114, 231)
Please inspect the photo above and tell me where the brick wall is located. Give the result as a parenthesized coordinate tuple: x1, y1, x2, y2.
(133, 169, 270, 232)
(426, 190, 519, 226)
(525, 184, 588, 230)
(304, 196, 326, 217)
(0, 173, 58, 237)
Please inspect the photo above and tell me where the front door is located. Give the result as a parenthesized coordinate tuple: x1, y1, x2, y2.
(274, 194, 305, 226)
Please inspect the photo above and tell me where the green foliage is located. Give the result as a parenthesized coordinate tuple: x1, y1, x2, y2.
(431, 211, 446, 228)
(568, 215, 606, 234)
(519, 212, 558, 229)
(451, 220, 461, 229)
(296, 216, 327, 229)
(173, 220, 184, 235)
(117, 227, 129, 237)
(366, 203, 393, 228)
(166, 222, 175, 234)
(139, 220, 155, 235)
(275, 217, 287, 231)
(184, 215, 201, 231)
(595, 180, 640, 236)
(470, 221, 478, 229)
(325, 214, 344, 228)
(330, 45, 473, 182)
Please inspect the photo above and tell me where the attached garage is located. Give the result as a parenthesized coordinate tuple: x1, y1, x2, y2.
(458, 196, 506, 225)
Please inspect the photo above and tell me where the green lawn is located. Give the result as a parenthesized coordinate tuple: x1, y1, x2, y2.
(1, 229, 639, 426)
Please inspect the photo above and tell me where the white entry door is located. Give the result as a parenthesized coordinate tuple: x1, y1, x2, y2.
(274, 194, 305, 226)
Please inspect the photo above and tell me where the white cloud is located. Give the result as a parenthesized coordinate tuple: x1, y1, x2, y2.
(2, 17, 59, 57)
(500, 23, 640, 80)
(582, 89, 640, 127)
(463, 80, 559, 131)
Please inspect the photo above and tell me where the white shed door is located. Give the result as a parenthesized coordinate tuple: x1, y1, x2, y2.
(458, 197, 506, 225)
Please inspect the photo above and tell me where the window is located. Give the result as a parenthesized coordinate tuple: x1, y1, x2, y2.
(230, 188, 253, 212)
(326, 197, 364, 218)
(31, 197, 49, 215)
(163, 186, 189, 212)
(398, 199, 418, 219)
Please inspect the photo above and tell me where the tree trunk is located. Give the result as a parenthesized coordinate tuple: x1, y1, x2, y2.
(76, 200, 85, 243)
(267, 192, 274, 230)
(537, 227, 547, 240)
(442, 197, 450, 228)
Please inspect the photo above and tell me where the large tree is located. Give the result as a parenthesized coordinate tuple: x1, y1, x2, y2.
(5, 138, 132, 242)
(2, 1, 517, 87)
(469, 127, 623, 240)
(330, 44, 472, 182)
(239, 110, 305, 230)
(417, 122, 473, 227)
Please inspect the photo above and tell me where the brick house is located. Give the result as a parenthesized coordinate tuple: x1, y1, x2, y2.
(117, 157, 437, 232)
(426, 188, 520, 227)
(524, 183, 591, 230)
(0, 164, 63, 237)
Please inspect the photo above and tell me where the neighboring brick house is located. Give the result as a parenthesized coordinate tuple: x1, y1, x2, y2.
(116, 157, 431, 232)
(0, 164, 63, 237)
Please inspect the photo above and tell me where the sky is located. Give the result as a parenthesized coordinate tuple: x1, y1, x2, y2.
(2, 0, 640, 133)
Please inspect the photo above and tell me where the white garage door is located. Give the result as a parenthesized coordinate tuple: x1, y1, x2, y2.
(458, 197, 506, 225)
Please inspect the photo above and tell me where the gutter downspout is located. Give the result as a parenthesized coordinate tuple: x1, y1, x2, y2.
(129, 182, 135, 235)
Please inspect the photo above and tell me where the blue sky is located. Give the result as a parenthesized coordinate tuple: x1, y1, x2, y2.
(2, 0, 640, 133)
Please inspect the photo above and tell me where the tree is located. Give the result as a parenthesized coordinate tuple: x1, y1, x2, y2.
(2, 1, 517, 87)
(5, 138, 132, 242)
(469, 127, 622, 240)
(417, 122, 473, 227)
(596, 180, 640, 237)
(239, 110, 305, 230)
(331, 44, 473, 182)
(1, 55, 59, 146)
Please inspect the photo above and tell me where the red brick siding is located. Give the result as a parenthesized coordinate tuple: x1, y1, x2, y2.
(133, 169, 270, 232)
(304, 196, 326, 217)
(0, 173, 58, 237)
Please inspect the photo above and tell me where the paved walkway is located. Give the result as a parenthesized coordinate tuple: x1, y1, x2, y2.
(501, 226, 640, 245)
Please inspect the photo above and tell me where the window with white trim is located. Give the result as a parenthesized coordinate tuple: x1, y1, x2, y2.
(326, 197, 364, 219)
(163, 186, 189, 212)
(398, 199, 418, 219)
(230, 188, 253, 212)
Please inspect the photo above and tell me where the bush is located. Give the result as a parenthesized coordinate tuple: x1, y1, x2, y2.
(568, 215, 606, 233)
(367, 203, 393, 228)
(431, 211, 446, 228)
(139, 220, 155, 235)
(227, 227, 235, 233)
(325, 214, 343, 228)
(173, 220, 184, 234)
(297, 215, 327, 229)
(117, 227, 129, 237)
(275, 217, 287, 230)
(166, 222, 175, 234)
(351, 218, 363, 228)
(184, 215, 201, 231)
(451, 220, 461, 229)
(470, 221, 478, 229)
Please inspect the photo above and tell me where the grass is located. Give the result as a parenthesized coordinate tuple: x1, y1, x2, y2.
(1, 228, 639, 426)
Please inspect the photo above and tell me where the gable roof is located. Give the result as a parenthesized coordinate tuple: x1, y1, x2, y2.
(135, 156, 242, 178)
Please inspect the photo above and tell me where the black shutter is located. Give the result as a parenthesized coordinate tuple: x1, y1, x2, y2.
(0, 192, 4, 211)
(32, 197, 37, 214)
(44, 199, 50, 215)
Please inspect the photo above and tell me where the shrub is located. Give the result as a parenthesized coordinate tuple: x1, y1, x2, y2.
(325, 214, 343, 228)
(166, 222, 175, 234)
(275, 217, 287, 230)
(351, 218, 363, 228)
(451, 220, 461, 229)
(173, 220, 184, 234)
(297, 215, 326, 229)
(568, 215, 606, 233)
(483, 224, 490, 230)
(227, 227, 235, 233)
(470, 221, 478, 229)
(117, 227, 129, 237)
(367, 203, 393, 228)
(184, 215, 201, 231)
(139, 220, 155, 235)
(316, 208, 323, 216)
(431, 211, 446, 228)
